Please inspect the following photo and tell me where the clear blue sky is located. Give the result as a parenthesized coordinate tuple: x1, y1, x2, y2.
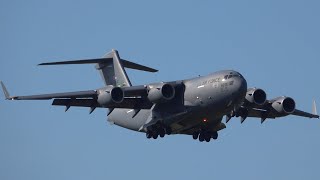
(1, 0, 320, 179)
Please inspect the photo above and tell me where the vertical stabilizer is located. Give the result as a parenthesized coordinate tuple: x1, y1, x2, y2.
(96, 49, 132, 87)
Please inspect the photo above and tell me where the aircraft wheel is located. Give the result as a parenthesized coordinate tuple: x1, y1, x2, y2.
(205, 137, 211, 142)
(204, 132, 211, 142)
(152, 132, 159, 139)
(199, 133, 205, 142)
(146, 131, 152, 139)
(192, 131, 199, 140)
(212, 132, 218, 140)
(165, 127, 172, 135)
(159, 128, 165, 138)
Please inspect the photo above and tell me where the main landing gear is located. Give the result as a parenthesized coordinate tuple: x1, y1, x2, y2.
(146, 125, 172, 139)
(192, 130, 218, 142)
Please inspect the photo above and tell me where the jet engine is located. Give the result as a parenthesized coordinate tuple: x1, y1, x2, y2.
(147, 83, 175, 103)
(271, 96, 296, 114)
(245, 88, 267, 105)
(97, 87, 124, 107)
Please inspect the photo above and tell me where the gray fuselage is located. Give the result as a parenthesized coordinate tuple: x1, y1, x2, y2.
(108, 70, 247, 134)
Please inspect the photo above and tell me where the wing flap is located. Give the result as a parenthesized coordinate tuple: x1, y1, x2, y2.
(247, 108, 277, 119)
(52, 97, 153, 109)
(52, 99, 100, 107)
(106, 97, 153, 109)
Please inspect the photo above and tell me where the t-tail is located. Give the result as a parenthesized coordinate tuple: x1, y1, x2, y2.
(38, 49, 158, 87)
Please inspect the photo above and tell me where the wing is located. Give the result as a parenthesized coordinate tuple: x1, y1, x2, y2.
(9, 90, 98, 100)
(246, 107, 319, 119)
(292, 109, 319, 118)
(1, 81, 98, 100)
(243, 98, 319, 123)
(1, 81, 154, 110)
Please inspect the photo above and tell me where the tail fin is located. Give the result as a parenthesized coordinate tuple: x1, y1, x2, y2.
(100, 49, 131, 87)
(39, 49, 158, 87)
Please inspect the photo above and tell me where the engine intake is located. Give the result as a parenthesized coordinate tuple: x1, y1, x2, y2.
(271, 96, 296, 114)
(147, 83, 175, 103)
(97, 87, 124, 107)
(245, 88, 267, 105)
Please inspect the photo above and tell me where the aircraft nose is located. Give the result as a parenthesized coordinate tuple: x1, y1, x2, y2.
(234, 73, 247, 95)
(239, 76, 247, 93)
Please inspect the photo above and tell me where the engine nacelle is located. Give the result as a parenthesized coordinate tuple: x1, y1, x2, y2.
(271, 96, 296, 114)
(97, 87, 124, 107)
(147, 83, 175, 103)
(245, 88, 267, 105)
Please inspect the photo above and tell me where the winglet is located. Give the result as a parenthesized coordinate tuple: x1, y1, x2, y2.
(312, 100, 318, 117)
(0, 81, 11, 100)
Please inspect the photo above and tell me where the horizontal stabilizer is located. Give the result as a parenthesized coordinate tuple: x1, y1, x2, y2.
(38, 58, 112, 65)
(39, 58, 158, 72)
(121, 59, 158, 72)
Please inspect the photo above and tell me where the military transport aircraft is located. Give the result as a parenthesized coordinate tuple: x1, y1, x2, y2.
(1, 49, 319, 142)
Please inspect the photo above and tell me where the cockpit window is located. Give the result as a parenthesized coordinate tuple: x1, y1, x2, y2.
(235, 72, 243, 78)
(224, 75, 235, 79)
(224, 72, 243, 80)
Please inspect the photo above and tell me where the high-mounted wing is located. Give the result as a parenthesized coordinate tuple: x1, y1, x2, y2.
(292, 109, 319, 118)
(8, 90, 97, 100)
(1, 81, 97, 100)
(51, 82, 184, 112)
(240, 94, 319, 123)
(227, 88, 319, 123)
(246, 106, 319, 120)
(292, 100, 318, 118)
(0, 82, 153, 110)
